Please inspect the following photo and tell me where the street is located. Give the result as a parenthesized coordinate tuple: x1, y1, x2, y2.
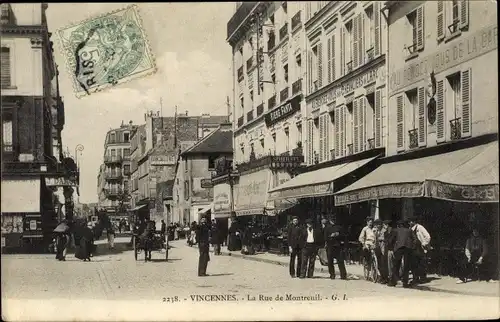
(2, 238, 499, 321)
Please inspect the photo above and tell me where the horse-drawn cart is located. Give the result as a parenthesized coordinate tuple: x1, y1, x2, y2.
(133, 222, 169, 261)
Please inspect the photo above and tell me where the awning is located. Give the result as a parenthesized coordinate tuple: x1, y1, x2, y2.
(234, 169, 271, 216)
(267, 156, 378, 201)
(1, 179, 41, 213)
(129, 204, 147, 212)
(335, 142, 498, 205)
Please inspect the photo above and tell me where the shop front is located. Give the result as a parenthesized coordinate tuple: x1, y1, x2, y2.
(335, 139, 499, 279)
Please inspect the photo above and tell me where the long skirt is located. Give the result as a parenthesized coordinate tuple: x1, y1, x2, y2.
(227, 234, 241, 251)
(75, 238, 92, 260)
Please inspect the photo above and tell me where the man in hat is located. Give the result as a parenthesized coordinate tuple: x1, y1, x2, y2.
(388, 220, 415, 288)
(378, 220, 393, 284)
(197, 216, 211, 276)
(287, 216, 302, 278)
(323, 216, 347, 280)
(299, 218, 324, 278)
(408, 216, 431, 284)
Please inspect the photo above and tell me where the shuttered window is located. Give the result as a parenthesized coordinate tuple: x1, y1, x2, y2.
(327, 33, 336, 84)
(307, 50, 313, 93)
(335, 105, 347, 158)
(317, 43, 323, 88)
(417, 87, 427, 147)
(353, 99, 359, 153)
(324, 114, 330, 161)
(352, 16, 358, 69)
(459, 0, 469, 30)
(307, 119, 314, 165)
(437, 1, 445, 41)
(436, 79, 446, 143)
(358, 97, 366, 153)
(358, 13, 364, 67)
(416, 6, 424, 50)
(396, 95, 405, 151)
(319, 115, 324, 163)
(461, 69, 472, 137)
(334, 107, 340, 158)
(374, 90, 382, 148)
(1, 47, 11, 88)
(374, 1, 381, 57)
(340, 26, 345, 76)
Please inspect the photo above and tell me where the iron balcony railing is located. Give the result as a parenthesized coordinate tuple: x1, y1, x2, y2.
(246, 56, 255, 71)
(347, 144, 353, 156)
(450, 117, 462, 140)
(105, 172, 123, 180)
(408, 129, 418, 149)
(367, 138, 375, 150)
(227, 2, 258, 40)
(104, 155, 123, 164)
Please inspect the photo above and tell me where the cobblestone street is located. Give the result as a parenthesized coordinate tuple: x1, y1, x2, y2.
(2, 239, 499, 320)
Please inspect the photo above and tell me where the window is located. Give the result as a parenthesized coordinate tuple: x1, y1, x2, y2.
(406, 89, 418, 130)
(250, 90, 254, 103)
(124, 132, 130, 142)
(123, 148, 130, 157)
(297, 123, 302, 144)
(283, 64, 288, 83)
(438, 1, 469, 41)
(1, 47, 11, 88)
(345, 21, 353, 72)
(272, 133, 276, 154)
(406, 6, 423, 55)
(284, 127, 290, 152)
(282, 2, 287, 14)
(2, 117, 12, 152)
(407, 11, 417, 51)
(123, 165, 131, 175)
(240, 97, 244, 110)
(365, 7, 374, 51)
(208, 156, 216, 170)
(312, 45, 321, 89)
(271, 73, 276, 84)
(296, 53, 302, 75)
(110, 149, 116, 157)
(110, 132, 116, 143)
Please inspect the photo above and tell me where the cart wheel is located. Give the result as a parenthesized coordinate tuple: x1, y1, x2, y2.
(133, 236, 138, 261)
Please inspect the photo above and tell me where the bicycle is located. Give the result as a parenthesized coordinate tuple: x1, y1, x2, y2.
(362, 245, 380, 283)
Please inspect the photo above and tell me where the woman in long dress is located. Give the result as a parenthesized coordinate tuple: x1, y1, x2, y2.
(227, 218, 242, 252)
(75, 224, 94, 261)
(55, 232, 69, 261)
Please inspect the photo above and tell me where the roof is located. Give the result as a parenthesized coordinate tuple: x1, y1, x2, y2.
(181, 126, 233, 156)
(198, 115, 230, 125)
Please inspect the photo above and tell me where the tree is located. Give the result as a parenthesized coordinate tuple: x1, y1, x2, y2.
(116, 189, 132, 214)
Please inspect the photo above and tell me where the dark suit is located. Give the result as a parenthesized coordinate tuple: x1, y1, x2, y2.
(390, 227, 415, 286)
(323, 224, 347, 279)
(287, 224, 302, 277)
(299, 226, 324, 278)
(197, 223, 211, 276)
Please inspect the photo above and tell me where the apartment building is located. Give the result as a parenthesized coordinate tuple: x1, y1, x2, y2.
(227, 2, 305, 223)
(97, 122, 136, 221)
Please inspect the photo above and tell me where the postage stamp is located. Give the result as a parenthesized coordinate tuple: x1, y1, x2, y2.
(57, 5, 156, 98)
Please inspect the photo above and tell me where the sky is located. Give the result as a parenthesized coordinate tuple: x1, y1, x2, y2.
(46, 3, 235, 203)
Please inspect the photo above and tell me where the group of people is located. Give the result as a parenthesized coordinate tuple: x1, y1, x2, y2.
(287, 217, 348, 279)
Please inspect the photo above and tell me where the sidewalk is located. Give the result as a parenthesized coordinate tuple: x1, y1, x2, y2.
(175, 240, 499, 298)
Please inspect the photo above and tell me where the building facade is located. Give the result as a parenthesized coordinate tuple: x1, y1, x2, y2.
(334, 0, 498, 278)
(1, 3, 78, 251)
(227, 2, 306, 225)
(172, 123, 233, 225)
(97, 121, 136, 221)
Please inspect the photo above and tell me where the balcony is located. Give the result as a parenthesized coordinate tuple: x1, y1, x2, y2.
(406, 43, 418, 55)
(366, 47, 374, 62)
(256, 103, 264, 117)
(267, 31, 276, 51)
(227, 2, 259, 40)
(448, 19, 460, 35)
(123, 169, 131, 176)
(238, 116, 244, 128)
(291, 11, 301, 31)
(408, 129, 418, 149)
(280, 151, 290, 156)
(367, 138, 375, 150)
(347, 144, 353, 156)
(450, 118, 462, 140)
(123, 154, 131, 161)
(104, 155, 123, 164)
(280, 87, 289, 102)
(246, 56, 255, 71)
(237, 66, 244, 82)
(346, 61, 353, 73)
(292, 78, 302, 95)
(292, 145, 303, 157)
(105, 172, 123, 180)
(247, 110, 254, 122)
(279, 23, 289, 42)
(268, 95, 276, 109)
(104, 188, 123, 198)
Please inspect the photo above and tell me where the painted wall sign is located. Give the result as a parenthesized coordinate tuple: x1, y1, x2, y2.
(45, 177, 78, 187)
(235, 169, 270, 211)
(310, 65, 386, 109)
(213, 182, 231, 212)
(389, 24, 498, 95)
(265, 95, 301, 127)
(425, 180, 499, 203)
(269, 182, 333, 201)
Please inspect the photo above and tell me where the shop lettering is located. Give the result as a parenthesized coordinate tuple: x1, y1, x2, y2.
(430, 180, 499, 202)
(271, 183, 332, 200)
(269, 103, 293, 123)
(336, 184, 423, 205)
(390, 24, 498, 94)
(311, 67, 384, 109)
(265, 96, 301, 127)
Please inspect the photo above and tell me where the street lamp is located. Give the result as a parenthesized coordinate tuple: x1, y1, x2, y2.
(75, 144, 84, 168)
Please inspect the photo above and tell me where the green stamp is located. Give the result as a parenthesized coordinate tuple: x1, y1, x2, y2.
(57, 5, 156, 98)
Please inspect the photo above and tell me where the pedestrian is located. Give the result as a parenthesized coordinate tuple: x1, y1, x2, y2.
(228, 215, 242, 251)
(373, 219, 386, 283)
(55, 231, 70, 261)
(107, 225, 115, 250)
(323, 216, 348, 280)
(457, 228, 489, 283)
(287, 216, 302, 278)
(384, 220, 397, 283)
(299, 218, 324, 279)
(388, 220, 415, 288)
(359, 217, 377, 277)
(210, 219, 222, 255)
(408, 217, 431, 284)
(75, 223, 94, 261)
(197, 217, 211, 276)
(241, 221, 256, 255)
(161, 220, 166, 239)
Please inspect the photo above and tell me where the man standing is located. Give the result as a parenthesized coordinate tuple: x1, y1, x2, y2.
(409, 217, 431, 284)
(388, 220, 415, 288)
(287, 216, 302, 278)
(197, 217, 211, 276)
(323, 217, 348, 280)
(384, 220, 397, 282)
(210, 219, 222, 255)
(299, 219, 323, 279)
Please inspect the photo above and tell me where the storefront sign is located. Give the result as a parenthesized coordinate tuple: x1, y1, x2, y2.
(234, 169, 270, 211)
(265, 95, 301, 127)
(335, 183, 424, 206)
(269, 182, 333, 201)
(389, 24, 498, 95)
(45, 177, 78, 187)
(200, 178, 213, 189)
(310, 66, 385, 109)
(150, 155, 176, 165)
(425, 180, 499, 203)
(213, 183, 231, 213)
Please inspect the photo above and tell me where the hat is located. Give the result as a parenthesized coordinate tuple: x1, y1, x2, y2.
(305, 219, 313, 224)
(291, 216, 298, 220)
(374, 219, 382, 224)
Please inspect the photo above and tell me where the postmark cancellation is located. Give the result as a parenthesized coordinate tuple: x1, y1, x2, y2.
(57, 5, 156, 98)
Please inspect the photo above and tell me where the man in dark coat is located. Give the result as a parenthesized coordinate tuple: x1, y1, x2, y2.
(197, 217, 211, 276)
(228, 216, 242, 251)
(287, 216, 302, 278)
(210, 219, 222, 255)
(323, 217, 348, 280)
(299, 219, 324, 278)
(388, 220, 415, 288)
